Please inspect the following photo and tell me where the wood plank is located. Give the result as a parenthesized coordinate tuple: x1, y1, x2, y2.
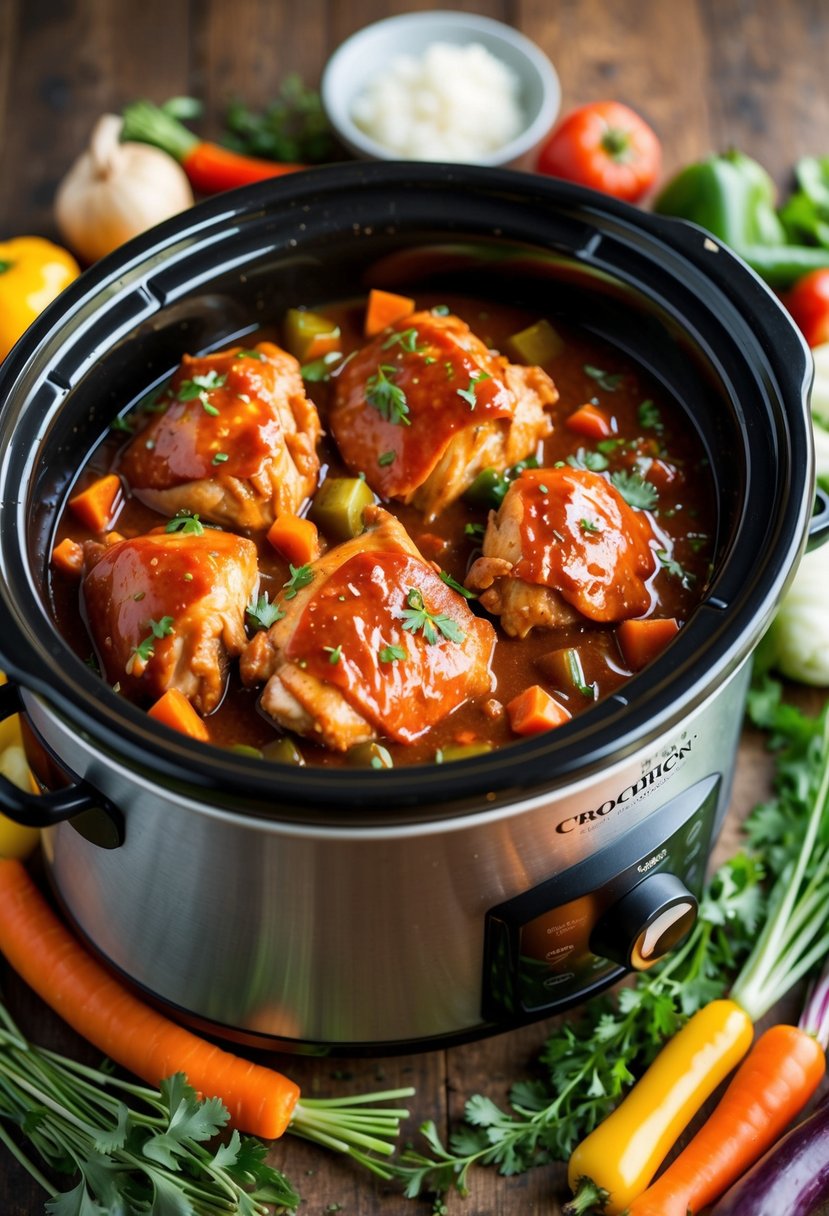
(3, 3, 829, 1214)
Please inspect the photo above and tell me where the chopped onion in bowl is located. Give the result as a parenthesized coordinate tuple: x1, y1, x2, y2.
(350, 41, 525, 162)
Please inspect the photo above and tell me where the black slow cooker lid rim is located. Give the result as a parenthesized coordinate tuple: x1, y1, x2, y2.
(0, 163, 814, 815)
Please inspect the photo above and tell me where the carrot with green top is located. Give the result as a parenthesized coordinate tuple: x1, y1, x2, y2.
(122, 101, 304, 194)
(0, 859, 416, 1158)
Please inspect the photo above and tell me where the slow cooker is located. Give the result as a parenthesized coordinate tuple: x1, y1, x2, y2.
(0, 164, 824, 1052)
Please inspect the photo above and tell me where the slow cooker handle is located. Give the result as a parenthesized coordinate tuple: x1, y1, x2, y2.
(807, 486, 829, 551)
(0, 679, 118, 833)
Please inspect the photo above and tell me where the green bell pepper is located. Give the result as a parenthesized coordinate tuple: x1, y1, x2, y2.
(653, 150, 829, 287)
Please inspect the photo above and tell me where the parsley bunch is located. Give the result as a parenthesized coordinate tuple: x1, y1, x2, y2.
(0, 995, 417, 1213)
(366, 675, 827, 1203)
(0, 1001, 298, 1214)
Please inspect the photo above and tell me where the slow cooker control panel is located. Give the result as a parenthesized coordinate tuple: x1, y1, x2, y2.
(482, 775, 720, 1020)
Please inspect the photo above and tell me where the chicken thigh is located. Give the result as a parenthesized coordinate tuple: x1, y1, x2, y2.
(330, 310, 557, 521)
(82, 527, 258, 714)
(241, 506, 496, 750)
(466, 467, 658, 638)
(119, 342, 321, 531)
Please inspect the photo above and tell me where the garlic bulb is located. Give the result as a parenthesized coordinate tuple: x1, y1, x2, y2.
(55, 114, 194, 263)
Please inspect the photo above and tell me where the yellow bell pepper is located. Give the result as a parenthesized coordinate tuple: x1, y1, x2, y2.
(0, 673, 40, 859)
(565, 999, 754, 1215)
(0, 236, 80, 362)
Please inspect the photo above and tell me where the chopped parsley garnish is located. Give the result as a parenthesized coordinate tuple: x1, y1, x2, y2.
(457, 369, 491, 409)
(431, 304, 450, 316)
(538, 483, 549, 494)
(584, 364, 623, 392)
(177, 371, 227, 401)
(610, 469, 660, 511)
(579, 518, 601, 533)
(657, 549, 697, 589)
(379, 643, 407, 664)
(365, 364, 411, 426)
(246, 593, 285, 631)
(464, 522, 486, 541)
(596, 437, 628, 455)
(381, 327, 424, 353)
(165, 512, 205, 535)
(567, 447, 609, 472)
(283, 563, 314, 599)
(212, 452, 229, 465)
(638, 398, 663, 431)
(444, 361, 455, 380)
(378, 450, 397, 467)
(202, 400, 220, 417)
(110, 414, 134, 434)
(324, 644, 342, 664)
(401, 587, 466, 645)
(688, 531, 709, 553)
(131, 616, 175, 664)
(233, 348, 264, 360)
(438, 570, 478, 599)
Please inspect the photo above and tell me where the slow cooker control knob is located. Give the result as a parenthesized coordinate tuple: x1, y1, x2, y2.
(590, 872, 698, 972)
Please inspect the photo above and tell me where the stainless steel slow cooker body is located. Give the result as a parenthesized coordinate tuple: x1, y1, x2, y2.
(0, 164, 820, 1050)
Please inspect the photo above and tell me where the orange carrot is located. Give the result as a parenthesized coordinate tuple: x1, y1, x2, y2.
(364, 288, 415, 336)
(147, 688, 210, 742)
(565, 403, 614, 440)
(266, 513, 320, 566)
(303, 330, 342, 361)
(506, 684, 572, 735)
(624, 1024, 827, 1216)
(617, 617, 679, 670)
(68, 473, 123, 533)
(51, 536, 85, 577)
(0, 857, 301, 1139)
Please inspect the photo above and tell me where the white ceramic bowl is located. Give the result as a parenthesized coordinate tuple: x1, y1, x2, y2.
(321, 11, 561, 168)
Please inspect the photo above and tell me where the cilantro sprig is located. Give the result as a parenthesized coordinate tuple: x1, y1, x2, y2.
(165, 512, 205, 535)
(610, 469, 659, 511)
(401, 587, 465, 645)
(0, 998, 416, 1211)
(365, 364, 411, 426)
(457, 369, 491, 409)
(246, 593, 285, 631)
(130, 616, 175, 666)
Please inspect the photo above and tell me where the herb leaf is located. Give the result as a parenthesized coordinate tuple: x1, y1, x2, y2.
(638, 399, 663, 431)
(131, 617, 175, 665)
(610, 469, 659, 510)
(657, 548, 696, 589)
(365, 364, 411, 426)
(457, 370, 491, 409)
(246, 593, 285, 631)
(283, 563, 314, 599)
(401, 587, 466, 645)
(165, 512, 205, 535)
(381, 327, 424, 353)
(379, 644, 407, 663)
(567, 447, 609, 472)
(438, 570, 478, 599)
(584, 364, 623, 392)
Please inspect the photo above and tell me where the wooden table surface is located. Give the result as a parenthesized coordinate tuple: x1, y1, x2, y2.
(2, 1, 829, 1213)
